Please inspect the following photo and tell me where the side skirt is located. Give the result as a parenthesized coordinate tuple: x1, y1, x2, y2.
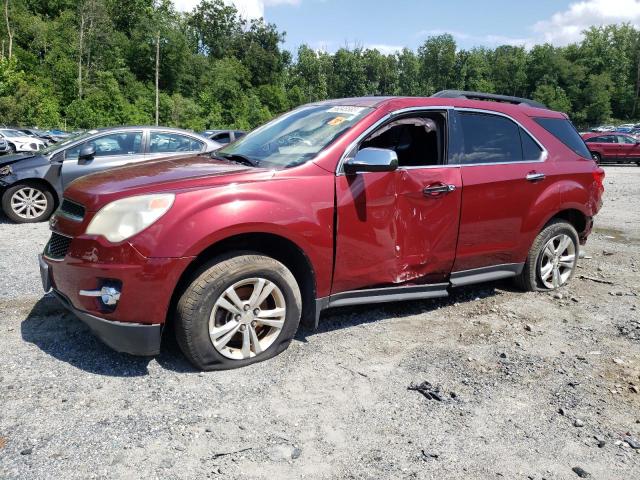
(313, 263, 524, 328)
(449, 263, 523, 288)
(314, 283, 449, 328)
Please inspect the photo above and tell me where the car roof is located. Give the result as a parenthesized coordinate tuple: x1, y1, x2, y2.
(309, 96, 566, 118)
(92, 126, 205, 134)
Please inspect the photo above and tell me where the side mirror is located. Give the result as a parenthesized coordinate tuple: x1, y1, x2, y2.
(78, 144, 96, 162)
(344, 148, 398, 175)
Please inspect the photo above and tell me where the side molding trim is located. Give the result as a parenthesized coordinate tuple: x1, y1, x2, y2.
(449, 263, 524, 287)
(312, 263, 525, 328)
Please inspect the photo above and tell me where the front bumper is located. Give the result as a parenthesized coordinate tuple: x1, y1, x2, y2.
(39, 234, 194, 355)
(40, 254, 163, 355)
(51, 288, 162, 356)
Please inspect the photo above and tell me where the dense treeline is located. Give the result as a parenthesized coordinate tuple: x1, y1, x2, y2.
(1, 0, 639, 130)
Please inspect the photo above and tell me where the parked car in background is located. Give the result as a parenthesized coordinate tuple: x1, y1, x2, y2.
(0, 126, 220, 223)
(591, 125, 616, 132)
(582, 132, 640, 165)
(0, 129, 46, 153)
(201, 129, 246, 145)
(39, 91, 604, 370)
(15, 128, 57, 146)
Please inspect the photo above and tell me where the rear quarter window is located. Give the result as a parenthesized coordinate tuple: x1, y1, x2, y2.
(534, 117, 591, 158)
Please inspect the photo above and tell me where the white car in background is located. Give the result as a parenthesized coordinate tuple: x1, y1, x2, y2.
(0, 129, 46, 154)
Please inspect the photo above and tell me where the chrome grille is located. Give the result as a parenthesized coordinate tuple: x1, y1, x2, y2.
(46, 232, 72, 259)
(59, 199, 85, 221)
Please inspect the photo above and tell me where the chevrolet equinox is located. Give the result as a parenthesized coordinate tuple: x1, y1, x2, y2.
(39, 91, 605, 370)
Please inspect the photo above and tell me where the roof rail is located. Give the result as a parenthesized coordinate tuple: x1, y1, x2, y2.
(431, 90, 547, 109)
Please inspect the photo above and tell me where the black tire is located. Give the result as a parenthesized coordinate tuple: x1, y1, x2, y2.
(7, 143, 16, 154)
(514, 219, 579, 292)
(175, 253, 302, 371)
(1, 181, 55, 223)
(591, 152, 601, 164)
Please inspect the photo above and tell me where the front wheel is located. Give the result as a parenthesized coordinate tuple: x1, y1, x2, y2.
(1, 182, 55, 223)
(515, 220, 579, 291)
(175, 253, 302, 370)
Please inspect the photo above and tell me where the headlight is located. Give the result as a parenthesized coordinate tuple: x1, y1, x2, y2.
(86, 194, 175, 243)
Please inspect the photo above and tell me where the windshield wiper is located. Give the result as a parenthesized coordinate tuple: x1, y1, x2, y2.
(216, 153, 258, 168)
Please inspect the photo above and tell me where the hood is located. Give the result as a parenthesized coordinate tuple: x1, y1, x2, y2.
(0, 152, 35, 167)
(65, 154, 270, 210)
(0, 152, 48, 169)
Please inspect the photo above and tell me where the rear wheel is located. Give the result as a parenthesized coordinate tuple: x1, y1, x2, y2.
(175, 253, 302, 370)
(1, 182, 55, 223)
(515, 220, 579, 292)
(591, 152, 601, 164)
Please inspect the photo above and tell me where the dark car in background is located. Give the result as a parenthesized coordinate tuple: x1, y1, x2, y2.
(15, 128, 58, 146)
(201, 129, 246, 145)
(0, 126, 220, 223)
(581, 132, 640, 165)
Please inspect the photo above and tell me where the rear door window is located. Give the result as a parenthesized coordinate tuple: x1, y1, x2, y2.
(520, 128, 543, 161)
(457, 112, 523, 164)
(149, 132, 204, 153)
(534, 117, 591, 158)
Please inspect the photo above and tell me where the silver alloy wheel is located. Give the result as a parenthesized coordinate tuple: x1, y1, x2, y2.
(538, 234, 576, 289)
(208, 277, 286, 360)
(10, 187, 48, 219)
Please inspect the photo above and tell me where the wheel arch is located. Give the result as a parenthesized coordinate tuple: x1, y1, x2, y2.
(2, 177, 59, 209)
(546, 208, 588, 236)
(168, 232, 318, 330)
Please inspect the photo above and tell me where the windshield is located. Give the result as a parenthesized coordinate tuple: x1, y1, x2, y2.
(41, 130, 94, 155)
(216, 105, 373, 168)
(0, 129, 25, 138)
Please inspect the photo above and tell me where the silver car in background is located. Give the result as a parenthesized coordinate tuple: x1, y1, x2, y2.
(0, 126, 221, 223)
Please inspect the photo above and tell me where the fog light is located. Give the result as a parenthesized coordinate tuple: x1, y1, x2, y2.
(79, 286, 121, 306)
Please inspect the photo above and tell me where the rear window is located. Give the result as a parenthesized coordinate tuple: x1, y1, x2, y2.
(534, 118, 591, 158)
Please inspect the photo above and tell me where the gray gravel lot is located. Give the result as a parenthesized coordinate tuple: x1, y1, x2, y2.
(0, 167, 639, 479)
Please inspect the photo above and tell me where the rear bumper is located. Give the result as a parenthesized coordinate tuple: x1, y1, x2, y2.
(52, 289, 162, 356)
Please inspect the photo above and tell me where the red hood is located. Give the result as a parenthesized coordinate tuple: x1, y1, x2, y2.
(64, 154, 271, 211)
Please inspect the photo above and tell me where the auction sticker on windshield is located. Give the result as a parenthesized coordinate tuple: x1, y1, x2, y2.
(327, 106, 368, 116)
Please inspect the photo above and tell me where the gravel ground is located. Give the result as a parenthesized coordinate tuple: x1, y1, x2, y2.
(0, 166, 639, 480)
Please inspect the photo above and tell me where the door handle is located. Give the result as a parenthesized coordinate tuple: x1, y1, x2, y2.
(423, 184, 456, 197)
(526, 172, 545, 182)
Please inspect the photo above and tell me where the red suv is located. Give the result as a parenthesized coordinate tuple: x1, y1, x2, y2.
(39, 91, 605, 370)
(581, 132, 640, 165)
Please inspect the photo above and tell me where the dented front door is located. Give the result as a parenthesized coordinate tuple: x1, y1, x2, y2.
(332, 166, 462, 294)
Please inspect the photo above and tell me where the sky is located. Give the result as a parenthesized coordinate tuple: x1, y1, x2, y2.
(172, 0, 640, 53)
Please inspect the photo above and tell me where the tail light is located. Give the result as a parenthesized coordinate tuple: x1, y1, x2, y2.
(592, 168, 605, 188)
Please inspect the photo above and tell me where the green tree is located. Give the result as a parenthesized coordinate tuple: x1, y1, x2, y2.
(532, 84, 572, 113)
(417, 34, 457, 94)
